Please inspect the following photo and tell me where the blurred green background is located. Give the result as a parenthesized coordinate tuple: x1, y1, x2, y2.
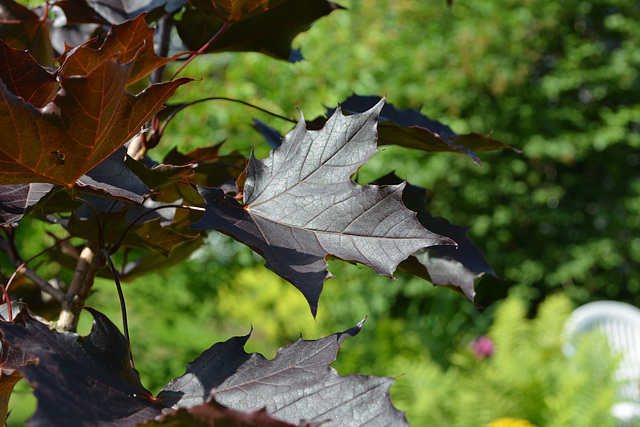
(5, 0, 640, 425)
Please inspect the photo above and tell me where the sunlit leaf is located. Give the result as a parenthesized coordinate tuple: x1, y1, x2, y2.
(192, 99, 453, 316)
(157, 318, 408, 425)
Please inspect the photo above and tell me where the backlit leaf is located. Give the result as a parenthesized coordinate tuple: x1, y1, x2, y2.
(58, 13, 184, 85)
(0, 52, 190, 187)
(188, 0, 286, 22)
(0, 40, 58, 108)
(0, 0, 54, 65)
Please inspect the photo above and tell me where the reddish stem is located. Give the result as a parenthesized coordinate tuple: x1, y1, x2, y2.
(4, 235, 72, 294)
(170, 21, 231, 80)
(108, 204, 205, 255)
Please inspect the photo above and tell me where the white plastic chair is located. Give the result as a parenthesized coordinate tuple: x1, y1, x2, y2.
(564, 301, 640, 425)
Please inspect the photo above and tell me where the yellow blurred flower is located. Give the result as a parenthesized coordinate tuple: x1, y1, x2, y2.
(488, 418, 538, 427)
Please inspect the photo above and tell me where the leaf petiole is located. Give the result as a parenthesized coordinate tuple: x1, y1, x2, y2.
(108, 204, 205, 255)
(102, 248, 132, 366)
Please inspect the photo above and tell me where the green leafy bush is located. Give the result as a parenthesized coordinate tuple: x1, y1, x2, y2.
(390, 293, 620, 426)
(172, 0, 640, 308)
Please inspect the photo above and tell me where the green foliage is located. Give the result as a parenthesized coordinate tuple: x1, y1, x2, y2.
(390, 293, 620, 427)
(166, 0, 640, 308)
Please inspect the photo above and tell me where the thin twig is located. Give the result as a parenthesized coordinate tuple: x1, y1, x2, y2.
(1, 231, 66, 302)
(170, 21, 230, 80)
(102, 248, 135, 369)
(109, 204, 205, 254)
(74, 197, 105, 248)
(159, 96, 297, 138)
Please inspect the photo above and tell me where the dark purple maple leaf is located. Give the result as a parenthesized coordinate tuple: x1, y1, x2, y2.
(373, 173, 496, 302)
(0, 183, 56, 227)
(0, 0, 54, 65)
(144, 399, 303, 426)
(192, 98, 454, 316)
(325, 94, 519, 165)
(0, 304, 163, 426)
(0, 303, 35, 425)
(156, 318, 408, 426)
(75, 146, 151, 203)
(0, 305, 406, 426)
(175, 0, 343, 61)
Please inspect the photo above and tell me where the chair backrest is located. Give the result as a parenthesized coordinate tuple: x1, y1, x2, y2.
(564, 300, 640, 402)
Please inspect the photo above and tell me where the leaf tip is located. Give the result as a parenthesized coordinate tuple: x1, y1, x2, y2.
(341, 317, 366, 342)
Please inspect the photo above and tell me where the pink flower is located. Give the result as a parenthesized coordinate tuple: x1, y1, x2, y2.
(471, 336, 494, 359)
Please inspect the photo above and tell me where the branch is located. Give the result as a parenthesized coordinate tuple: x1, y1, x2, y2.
(151, 14, 174, 84)
(0, 232, 65, 302)
(57, 241, 103, 332)
(170, 21, 230, 80)
(108, 204, 204, 254)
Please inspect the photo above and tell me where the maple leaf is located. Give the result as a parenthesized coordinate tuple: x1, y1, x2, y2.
(0, 41, 190, 187)
(372, 173, 496, 302)
(57, 13, 184, 85)
(0, 0, 54, 65)
(175, 0, 343, 61)
(0, 305, 162, 426)
(156, 318, 408, 426)
(0, 40, 58, 108)
(0, 305, 406, 426)
(188, 0, 286, 23)
(321, 94, 520, 165)
(0, 183, 56, 227)
(145, 399, 302, 426)
(192, 99, 454, 316)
